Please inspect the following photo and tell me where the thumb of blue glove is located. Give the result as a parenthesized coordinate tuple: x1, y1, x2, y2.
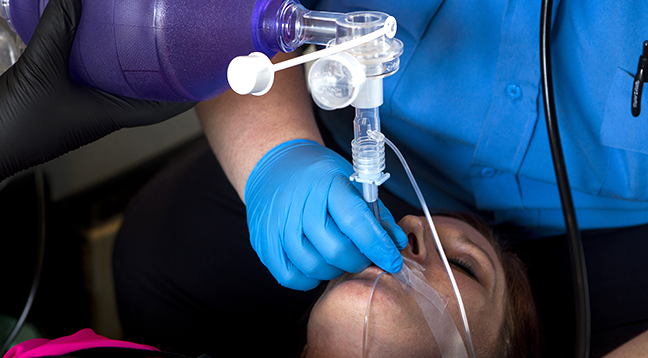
(245, 139, 408, 291)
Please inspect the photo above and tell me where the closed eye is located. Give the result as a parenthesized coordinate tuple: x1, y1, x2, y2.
(447, 257, 477, 280)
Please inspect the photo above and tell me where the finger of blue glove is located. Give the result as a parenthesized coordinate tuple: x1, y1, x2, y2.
(302, 174, 373, 274)
(377, 200, 409, 250)
(283, 200, 345, 280)
(252, 224, 323, 290)
(327, 176, 404, 274)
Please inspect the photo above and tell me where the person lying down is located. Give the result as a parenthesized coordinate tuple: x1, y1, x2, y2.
(303, 213, 542, 358)
(3, 214, 541, 358)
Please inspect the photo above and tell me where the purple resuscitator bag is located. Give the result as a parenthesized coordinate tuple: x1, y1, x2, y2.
(1, 0, 292, 102)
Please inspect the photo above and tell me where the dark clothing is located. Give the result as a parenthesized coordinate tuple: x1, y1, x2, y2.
(113, 138, 322, 358)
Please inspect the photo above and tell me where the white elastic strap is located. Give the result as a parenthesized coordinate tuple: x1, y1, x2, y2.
(271, 16, 396, 73)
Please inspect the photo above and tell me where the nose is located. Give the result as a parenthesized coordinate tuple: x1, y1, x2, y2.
(398, 215, 429, 265)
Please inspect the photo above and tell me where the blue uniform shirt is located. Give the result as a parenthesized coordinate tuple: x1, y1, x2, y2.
(301, 0, 648, 236)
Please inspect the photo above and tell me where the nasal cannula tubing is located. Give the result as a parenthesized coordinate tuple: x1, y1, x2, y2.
(362, 271, 386, 358)
(370, 131, 478, 358)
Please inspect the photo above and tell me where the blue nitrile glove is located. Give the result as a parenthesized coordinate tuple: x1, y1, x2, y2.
(245, 139, 408, 290)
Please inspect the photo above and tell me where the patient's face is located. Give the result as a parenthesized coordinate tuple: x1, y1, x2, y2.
(305, 215, 507, 358)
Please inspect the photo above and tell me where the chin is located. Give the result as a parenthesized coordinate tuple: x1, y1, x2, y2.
(305, 267, 440, 358)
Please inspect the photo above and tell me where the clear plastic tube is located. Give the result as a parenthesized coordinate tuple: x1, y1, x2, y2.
(362, 271, 386, 358)
(274, 0, 343, 52)
(351, 108, 388, 221)
(353, 108, 383, 199)
(0, 0, 13, 32)
(371, 131, 478, 358)
(272, 18, 394, 73)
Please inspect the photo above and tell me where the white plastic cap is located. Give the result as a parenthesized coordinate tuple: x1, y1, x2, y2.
(227, 52, 275, 96)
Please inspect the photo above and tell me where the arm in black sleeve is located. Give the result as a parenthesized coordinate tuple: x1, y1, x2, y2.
(0, 0, 196, 180)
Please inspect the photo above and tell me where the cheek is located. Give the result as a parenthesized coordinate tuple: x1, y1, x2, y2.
(306, 290, 365, 357)
(437, 274, 501, 356)
(306, 279, 387, 357)
(364, 292, 441, 358)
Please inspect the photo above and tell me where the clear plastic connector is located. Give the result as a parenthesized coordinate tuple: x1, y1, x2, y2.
(334, 12, 403, 78)
(308, 52, 366, 110)
(0, 0, 15, 33)
(0, 13, 19, 73)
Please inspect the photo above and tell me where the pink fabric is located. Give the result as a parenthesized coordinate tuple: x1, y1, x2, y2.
(3, 328, 159, 358)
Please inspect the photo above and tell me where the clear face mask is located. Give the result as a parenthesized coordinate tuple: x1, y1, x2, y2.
(362, 258, 470, 358)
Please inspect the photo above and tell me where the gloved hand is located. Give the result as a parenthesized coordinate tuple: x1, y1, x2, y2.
(0, 0, 196, 180)
(245, 139, 408, 290)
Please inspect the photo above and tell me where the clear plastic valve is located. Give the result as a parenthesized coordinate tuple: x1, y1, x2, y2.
(308, 51, 366, 110)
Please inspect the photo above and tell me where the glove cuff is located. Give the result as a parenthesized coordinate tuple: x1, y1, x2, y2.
(244, 139, 322, 204)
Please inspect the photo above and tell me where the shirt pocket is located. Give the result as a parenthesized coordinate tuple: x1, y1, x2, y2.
(340, 0, 445, 40)
(599, 67, 648, 200)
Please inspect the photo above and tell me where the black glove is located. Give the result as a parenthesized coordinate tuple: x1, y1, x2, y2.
(0, 0, 197, 180)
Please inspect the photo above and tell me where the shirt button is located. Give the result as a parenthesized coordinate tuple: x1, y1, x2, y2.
(481, 167, 496, 177)
(506, 84, 522, 99)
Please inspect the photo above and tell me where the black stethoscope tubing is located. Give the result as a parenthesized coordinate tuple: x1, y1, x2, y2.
(540, 0, 591, 357)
